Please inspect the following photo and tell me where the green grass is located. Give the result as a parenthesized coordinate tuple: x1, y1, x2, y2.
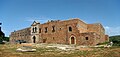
(0, 44, 120, 57)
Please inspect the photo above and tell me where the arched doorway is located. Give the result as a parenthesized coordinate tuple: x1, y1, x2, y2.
(33, 36, 36, 43)
(71, 37, 75, 44)
(43, 39, 46, 43)
(70, 36, 76, 44)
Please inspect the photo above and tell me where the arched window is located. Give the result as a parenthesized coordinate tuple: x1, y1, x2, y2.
(45, 27, 48, 33)
(39, 28, 41, 33)
(52, 26, 55, 32)
(85, 37, 88, 40)
(69, 27, 72, 31)
(35, 27, 37, 33)
(32, 28, 34, 33)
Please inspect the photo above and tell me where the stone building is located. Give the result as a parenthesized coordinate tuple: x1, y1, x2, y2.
(10, 18, 109, 45)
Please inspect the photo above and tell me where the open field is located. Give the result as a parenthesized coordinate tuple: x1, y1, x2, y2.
(0, 44, 120, 57)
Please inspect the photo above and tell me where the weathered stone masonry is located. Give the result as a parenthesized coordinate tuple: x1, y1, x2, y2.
(10, 18, 109, 45)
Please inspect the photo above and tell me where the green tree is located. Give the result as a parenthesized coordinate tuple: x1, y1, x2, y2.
(109, 35, 120, 46)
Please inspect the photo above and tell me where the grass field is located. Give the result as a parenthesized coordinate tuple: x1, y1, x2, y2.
(0, 44, 120, 57)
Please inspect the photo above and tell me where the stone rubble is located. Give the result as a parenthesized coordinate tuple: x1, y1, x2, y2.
(18, 43, 111, 52)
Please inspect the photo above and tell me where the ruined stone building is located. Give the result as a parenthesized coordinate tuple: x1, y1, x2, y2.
(10, 18, 109, 45)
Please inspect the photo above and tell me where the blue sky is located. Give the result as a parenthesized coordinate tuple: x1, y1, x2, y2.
(0, 0, 120, 36)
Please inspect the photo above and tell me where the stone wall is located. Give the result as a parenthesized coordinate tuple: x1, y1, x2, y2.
(10, 27, 31, 44)
(87, 23, 105, 43)
(10, 18, 109, 45)
(105, 35, 109, 42)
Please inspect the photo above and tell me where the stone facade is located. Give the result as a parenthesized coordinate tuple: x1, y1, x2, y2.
(10, 28, 31, 44)
(10, 18, 109, 45)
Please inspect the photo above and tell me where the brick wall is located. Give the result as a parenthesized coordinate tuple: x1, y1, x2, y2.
(87, 23, 105, 43)
(10, 27, 31, 44)
(10, 18, 109, 45)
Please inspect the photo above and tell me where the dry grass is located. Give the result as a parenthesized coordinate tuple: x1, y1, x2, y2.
(0, 44, 120, 57)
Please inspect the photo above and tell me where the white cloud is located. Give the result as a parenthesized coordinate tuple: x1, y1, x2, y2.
(104, 26, 110, 29)
(104, 26, 120, 36)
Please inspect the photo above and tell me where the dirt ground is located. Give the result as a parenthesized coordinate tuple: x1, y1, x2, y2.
(0, 44, 120, 57)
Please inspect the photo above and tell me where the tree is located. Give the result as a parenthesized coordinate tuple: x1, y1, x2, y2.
(109, 35, 120, 46)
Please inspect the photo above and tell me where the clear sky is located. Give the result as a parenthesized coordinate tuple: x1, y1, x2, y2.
(0, 0, 120, 36)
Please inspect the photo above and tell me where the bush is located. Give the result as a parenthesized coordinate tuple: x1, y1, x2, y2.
(3, 37, 9, 42)
(109, 35, 120, 46)
(0, 37, 9, 44)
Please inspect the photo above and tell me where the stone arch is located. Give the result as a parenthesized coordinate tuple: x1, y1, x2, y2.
(70, 36, 76, 44)
(33, 36, 36, 43)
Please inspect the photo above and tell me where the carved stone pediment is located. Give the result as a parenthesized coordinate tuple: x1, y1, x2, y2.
(31, 21, 40, 26)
